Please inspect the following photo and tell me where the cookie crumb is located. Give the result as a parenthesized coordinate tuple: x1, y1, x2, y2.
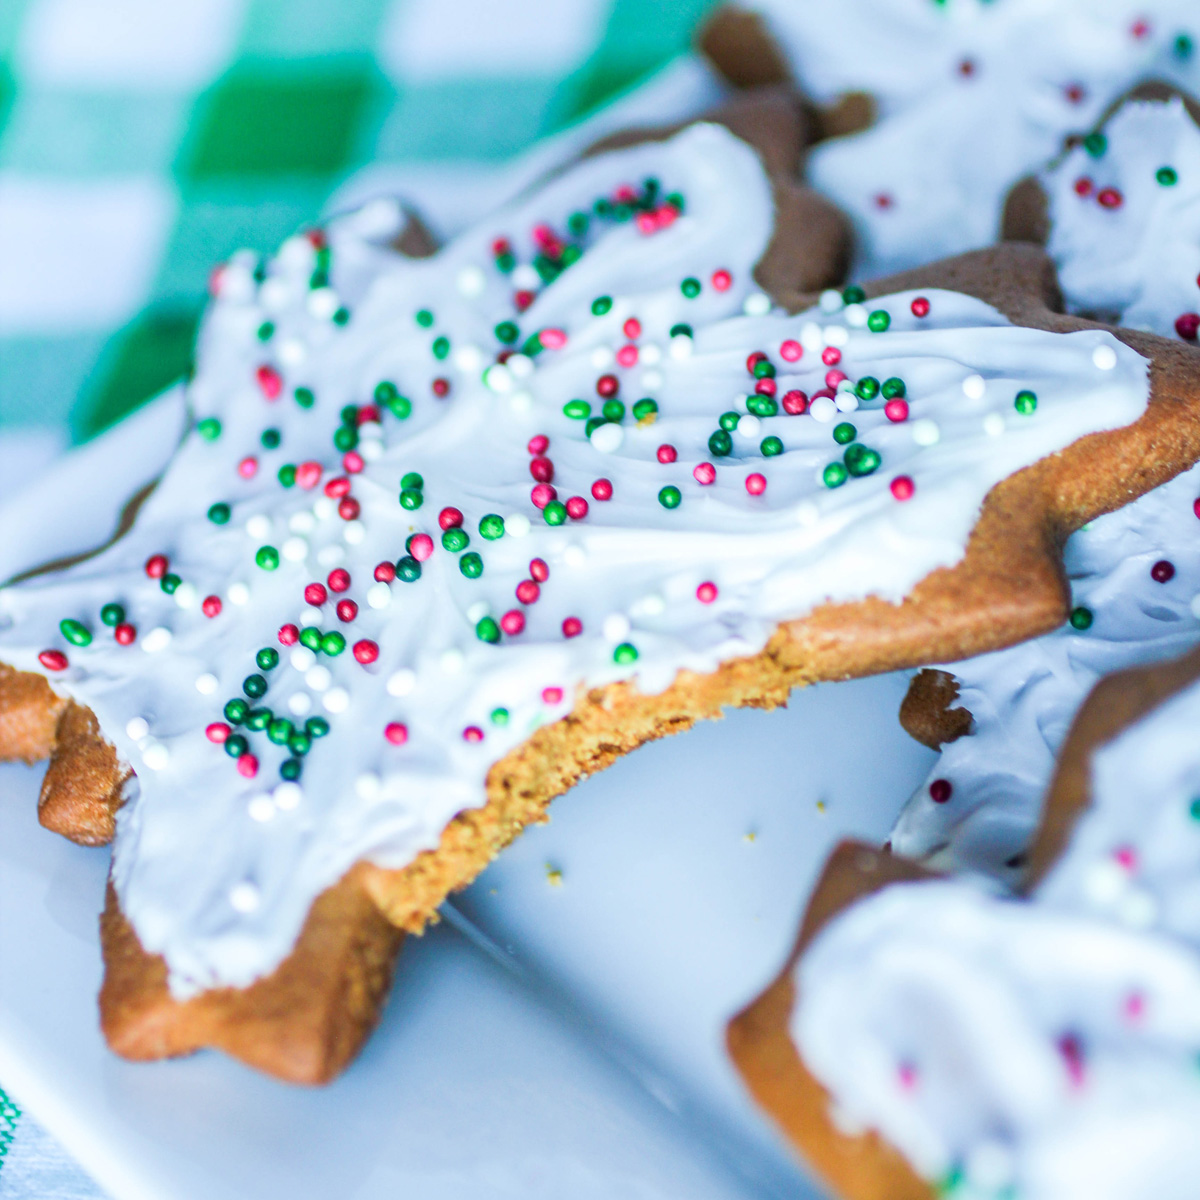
(816, 799, 827, 814)
(744, 830, 757, 843)
(545, 863, 563, 886)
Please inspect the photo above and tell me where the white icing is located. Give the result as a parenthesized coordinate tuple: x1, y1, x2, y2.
(793, 674, 1200, 1197)
(0, 123, 1149, 994)
(740, 0, 1200, 275)
(1046, 97, 1200, 340)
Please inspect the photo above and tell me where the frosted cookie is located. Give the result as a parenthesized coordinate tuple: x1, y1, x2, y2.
(892, 91, 1200, 880)
(730, 645, 1200, 1200)
(2, 114, 1198, 1082)
(701, 0, 1200, 276)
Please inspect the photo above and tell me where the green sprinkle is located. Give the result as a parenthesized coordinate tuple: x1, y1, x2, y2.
(709, 429, 733, 457)
(442, 527, 469, 552)
(844, 443, 881, 477)
(567, 211, 589, 236)
(299, 626, 322, 651)
(267, 717, 293, 746)
(333, 425, 357, 452)
(294, 386, 315, 409)
(600, 398, 625, 423)
(332, 307, 350, 326)
(585, 416, 606, 437)
(867, 310, 891, 333)
(432, 335, 450, 360)
(243, 673, 267, 699)
(658, 485, 682, 509)
(100, 603, 125, 627)
(321, 631, 346, 656)
(400, 471, 424, 490)
(1175, 33, 1194, 60)
(245, 707, 271, 732)
(207, 502, 231, 525)
(374, 381, 398, 403)
(1069, 606, 1093, 631)
(225, 734, 249, 759)
(476, 616, 501, 643)
(288, 731, 311, 757)
(278, 464, 296, 487)
(1189, 797, 1200, 821)
(613, 642, 638, 665)
(399, 488, 423, 511)
(719, 411, 741, 432)
(460, 552, 483, 579)
(681, 276, 701, 299)
(415, 309, 434, 328)
(761, 436, 784, 457)
(495, 320, 519, 345)
(842, 285, 866, 305)
(823, 462, 849, 488)
(746, 394, 778, 417)
(479, 514, 505, 540)
(855, 376, 880, 401)
(833, 422, 857, 445)
(669, 323, 693, 339)
(389, 556, 417, 586)
(1157, 166, 1179, 186)
(543, 500, 568, 525)
(280, 758, 302, 781)
(591, 295, 613, 316)
(1014, 389, 1037, 415)
(160, 573, 181, 595)
(881, 377, 906, 399)
(632, 398, 658, 421)
(256, 320, 274, 341)
(256, 647, 279, 671)
(197, 417, 222, 441)
(752, 360, 776, 380)
(59, 618, 91, 647)
(305, 716, 330, 739)
(491, 707, 510, 725)
(224, 698, 249, 725)
(564, 399, 591, 419)
(386, 394, 412, 420)
(260, 427, 281, 449)
(255, 546, 279, 570)
(1083, 131, 1107, 159)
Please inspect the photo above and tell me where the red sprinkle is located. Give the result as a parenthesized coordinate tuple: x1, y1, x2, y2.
(711, 268, 732, 292)
(463, 726, 484, 743)
(1175, 312, 1200, 341)
(782, 389, 808, 415)
(596, 374, 619, 398)
(530, 456, 554, 483)
(357, 404, 381, 426)
(1058, 1034, 1086, 1088)
(591, 477, 613, 501)
(279, 623, 300, 645)
(1151, 559, 1176, 583)
(527, 434, 550, 456)
(238, 456, 258, 479)
(1097, 187, 1123, 209)
(874, 192, 895, 210)
(114, 623, 137, 645)
(531, 483, 556, 509)
(1193, 497, 1200, 520)
(500, 610, 525, 636)
(353, 639, 379, 664)
(693, 462, 716, 485)
(38, 649, 68, 672)
(1124, 991, 1146, 1022)
(565, 495, 589, 520)
(911, 296, 931, 318)
(206, 722, 230, 744)
(304, 583, 328, 607)
(328, 569, 351, 593)
(516, 580, 540, 605)
(145, 554, 169, 579)
(821, 346, 842, 366)
(929, 778, 952, 803)
(623, 317, 642, 339)
(540, 328, 567, 350)
(885, 399, 910, 423)
(202, 595, 223, 618)
(657, 444, 678, 464)
(374, 561, 396, 583)
(530, 558, 550, 582)
(897, 1062, 918, 1091)
(890, 475, 916, 502)
(745, 473, 767, 496)
(338, 497, 361, 521)
(343, 450, 364, 474)
(514, 289, 535, 312)
(237, 753, 259, 778)
(562, 616, 583, 638)
(1114, 845, 1138, 871)
(746, 352, 766, 372)
(542, 686, 564, 705)
(439, 506, 464, 530)
(696, 581, 718, 604)
(431, 378, 450, 398)
(337, 599, 358, 623)
(324, 476, 351, 498)
(755, 377, 777, 396)
(780, 339, 802, 362)
(384, 721, 408, 745)
(408, 534, 434, 562)
(255, 365, 282, 400)
(825, 368, 847, 389)
(616, 344, 638, 367)
(1074, 176, 1094, 197)
(296, 461, 322, 489)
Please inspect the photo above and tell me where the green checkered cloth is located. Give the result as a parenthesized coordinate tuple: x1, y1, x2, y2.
(0, 1, 717, 1195)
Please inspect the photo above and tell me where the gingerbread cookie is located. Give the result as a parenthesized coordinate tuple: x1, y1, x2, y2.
(3, 110, 1199, 1082)
(701, 0, 1200, 276)
(730, 644, 1200, 1200)
(892, 90, 1200, 880)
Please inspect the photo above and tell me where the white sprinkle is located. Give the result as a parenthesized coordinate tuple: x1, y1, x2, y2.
(367, 582, 391, 610)
(359, 421, 383, 440)
(641, 370, 664, 390)
(387, 668, 417, 697)
(1118, 888, 1158, 928)
(506, 513, 531, 537)
(843, 303, 868, 327)
(355, 772, 381, 799)
(358, 438, 383, 462)
(467, 601, 490, 623)
(590, 422, 624, 453)
(195, 672, 219, 695)
(1084, 860, 1126, 906)
(301, 605, 324, 626)
(352, 195, 402, 237)
(142, 742, 169, 771)
(456, 265, 486, 297)
(640, 343, 662, 365)
(912, 418, 940, 446)
(323, 687, 349, 714)
(248, 794, 275, 823)
(743, 292, 771, 316)
(313, 496, 336, 521)
(509, 389, 532, 414)
(983, 413, 1006, 437)
(512, 264, 540, 290)
(736, 414, 761, 439)
(277, 235, 312, 268)
(454, 344, 483, 373)
(343, 521, 365, 546)
(484, 364, 513, 393)
(441, 648, 465, 674)
(818, 289, 843, 314)
(590, 346, 614, 369)
(230, 883, 260, 913)
(632, 593, 665, 618)
(274, 782, 302, 811)
(308, 287, 339, 318)
(290, 646, 316, 671)
(810, 395, 837, 422)
(507, 354, 534, 378)
(142, 627, 172, 653)
(246, 514, 271, 539)
(306, 665, 332, 692)
(317, 544, 345, 567)
(834, 388, 859, 413)
(277, 338, 306, 368)
(282, 536, 308, 562)
(289, 511, 316, 534)
(288, 692, 313, 716)
(796, 501, 820, 527)
(563, 544, 587, 567)
(1093, 343, 1118, 370)
(962, 373, 986, 401)
(668, 335, 692, 360)
(800, 322, 823, 352)
(824, 324, 849, 348)
(258, 277, 290, 312)
(126, 717, 150, 742)
(603, 613, 631, 642)
(174, 581, 197, 610)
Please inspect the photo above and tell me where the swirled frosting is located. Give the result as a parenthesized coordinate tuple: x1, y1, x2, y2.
(739, 0, 1200, 276)
(0, 123, 1149, 994)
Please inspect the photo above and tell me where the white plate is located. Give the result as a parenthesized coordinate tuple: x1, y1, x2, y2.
(0, 390, 938, 1198)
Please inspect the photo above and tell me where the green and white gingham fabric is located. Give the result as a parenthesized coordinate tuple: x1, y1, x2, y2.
(0, 1, 718, 1195)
